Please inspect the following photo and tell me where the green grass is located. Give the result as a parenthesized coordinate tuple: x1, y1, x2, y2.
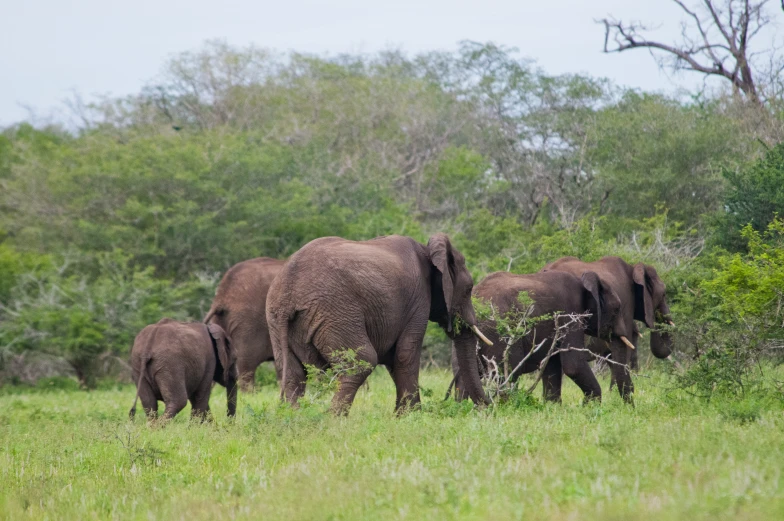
(1, 368, 783, 520)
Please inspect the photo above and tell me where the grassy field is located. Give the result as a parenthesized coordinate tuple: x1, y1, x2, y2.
(1, 366, 782, 521)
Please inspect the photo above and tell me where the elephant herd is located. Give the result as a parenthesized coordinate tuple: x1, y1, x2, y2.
(129, 233, 674, 420)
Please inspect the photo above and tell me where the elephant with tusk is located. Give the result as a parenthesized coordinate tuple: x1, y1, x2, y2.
(542, 256, 674, 404)
(451, 270, 624, 404)
(266, 233, 491, 415)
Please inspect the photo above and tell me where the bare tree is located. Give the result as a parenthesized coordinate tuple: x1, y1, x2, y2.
(600, 1, 775, 104)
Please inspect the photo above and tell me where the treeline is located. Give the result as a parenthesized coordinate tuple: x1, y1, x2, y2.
(1, 41, 783, 395)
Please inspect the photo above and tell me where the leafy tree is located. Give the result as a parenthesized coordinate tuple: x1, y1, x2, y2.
(0, 40, 776, 383)
(715, 142, 784, 250)
(590, 92, 739, 224)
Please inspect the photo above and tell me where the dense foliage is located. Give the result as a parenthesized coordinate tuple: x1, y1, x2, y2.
(1, 41, 783, 392)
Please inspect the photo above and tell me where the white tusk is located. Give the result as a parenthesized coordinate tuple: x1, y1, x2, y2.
(472, 325, 493, 346)
(667, 320, 675, 327)
(619, 336, 636, 350)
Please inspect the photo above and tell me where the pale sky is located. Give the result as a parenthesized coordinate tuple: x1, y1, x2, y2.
(1, 0, 780, 126)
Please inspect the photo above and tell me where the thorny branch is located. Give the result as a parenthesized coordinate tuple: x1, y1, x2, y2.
(478, 311, 604, 402)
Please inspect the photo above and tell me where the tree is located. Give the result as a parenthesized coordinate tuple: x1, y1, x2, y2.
(715, 142, 784, 249)
(421, 41, 613, 226)
(600, 1, 775, 104)
(589, 91, 740, 223)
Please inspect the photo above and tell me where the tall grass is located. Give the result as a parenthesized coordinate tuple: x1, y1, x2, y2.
(1, 368, 782, 520)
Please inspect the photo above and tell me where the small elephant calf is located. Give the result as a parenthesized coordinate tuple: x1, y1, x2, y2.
(129, 318, 238, 421)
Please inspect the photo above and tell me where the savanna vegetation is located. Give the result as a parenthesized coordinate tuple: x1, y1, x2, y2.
(2, 0, 784, 517)
(1, 371, 783, 520)
(2, 40, 782, 388)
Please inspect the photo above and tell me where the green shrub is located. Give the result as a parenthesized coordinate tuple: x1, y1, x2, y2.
(673, 219, 784, 400)
(0, 250, 215, 388)
(715, 142, 784, 251)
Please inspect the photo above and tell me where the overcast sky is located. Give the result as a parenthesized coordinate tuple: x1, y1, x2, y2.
(1, 0, 780, 126)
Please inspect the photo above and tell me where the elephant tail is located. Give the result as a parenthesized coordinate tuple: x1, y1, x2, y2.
(129, 357, 152, 420)
(267, 306, 293, 402)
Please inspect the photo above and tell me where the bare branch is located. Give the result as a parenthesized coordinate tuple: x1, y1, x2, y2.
(599, 0, 775, 104)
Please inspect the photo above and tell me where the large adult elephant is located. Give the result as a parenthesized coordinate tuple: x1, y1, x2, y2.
(204, 257, 285, 391)
(451, 270, 624, 403)
(541, 256, 674, 402)
(266, 234, 493, 415)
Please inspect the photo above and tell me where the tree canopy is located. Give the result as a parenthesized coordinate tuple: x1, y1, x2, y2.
(1, 40, 783, 386)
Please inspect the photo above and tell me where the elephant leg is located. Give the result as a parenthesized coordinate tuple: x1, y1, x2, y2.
(273, 360, 283, 385)
(281, 348, 307, 407)
(541, 355, 563, 403)
(138, 380, 159, 420)
(236, 358, 258, 393)
(322, 338, 377, 416)
(236, 345, 272, 393)
(561, 349, 602, 403)
(587, 337, 616, 390)
(189, 374, 213, 422)
(609, 340, 634, 404)
(160, 377, 189, 420)
(162, 396, 188, 420)
(629, 329, 640, 371)
(608, 353, 616, 391)
(229, 325, 268, 393)
(450, 347, 469, 402)
(390, 327, 425, 414)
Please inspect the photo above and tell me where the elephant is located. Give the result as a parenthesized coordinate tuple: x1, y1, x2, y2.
(204, 257, 285, 392)
(451, 270, 623, 403)
(541, 256, 674, 402)
(266, 233, 493, 415)
(129, 318, 238, 420)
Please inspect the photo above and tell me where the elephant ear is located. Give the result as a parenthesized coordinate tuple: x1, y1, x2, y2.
(581, 271, 603, 335)
(207, 323, 235, 384)
(599, 278, 622, 332)
(582, 272, 622, 337)
(428, 233, 456, 317)
(633, 263, 655, 328)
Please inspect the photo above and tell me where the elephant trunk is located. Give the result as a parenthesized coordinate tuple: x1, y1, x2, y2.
(453, 329, 489, 406)
(650, 330, 673, 359)
(226, 374, 238, 417)
(651, 301, 674, 358)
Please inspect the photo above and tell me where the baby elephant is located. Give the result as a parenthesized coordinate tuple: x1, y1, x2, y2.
(129, 318, 238, 421)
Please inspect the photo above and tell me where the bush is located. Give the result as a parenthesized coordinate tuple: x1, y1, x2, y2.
(673, 219, 784, 400)
(0, 250, 216, 387)
(715, 142, 784, 251)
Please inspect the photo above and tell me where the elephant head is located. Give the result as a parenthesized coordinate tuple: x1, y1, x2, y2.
(427, 234, 491, 405)
(580, 271, 623, 340)
(207, 323, 238, 416)
(632, 263, 673, 358)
